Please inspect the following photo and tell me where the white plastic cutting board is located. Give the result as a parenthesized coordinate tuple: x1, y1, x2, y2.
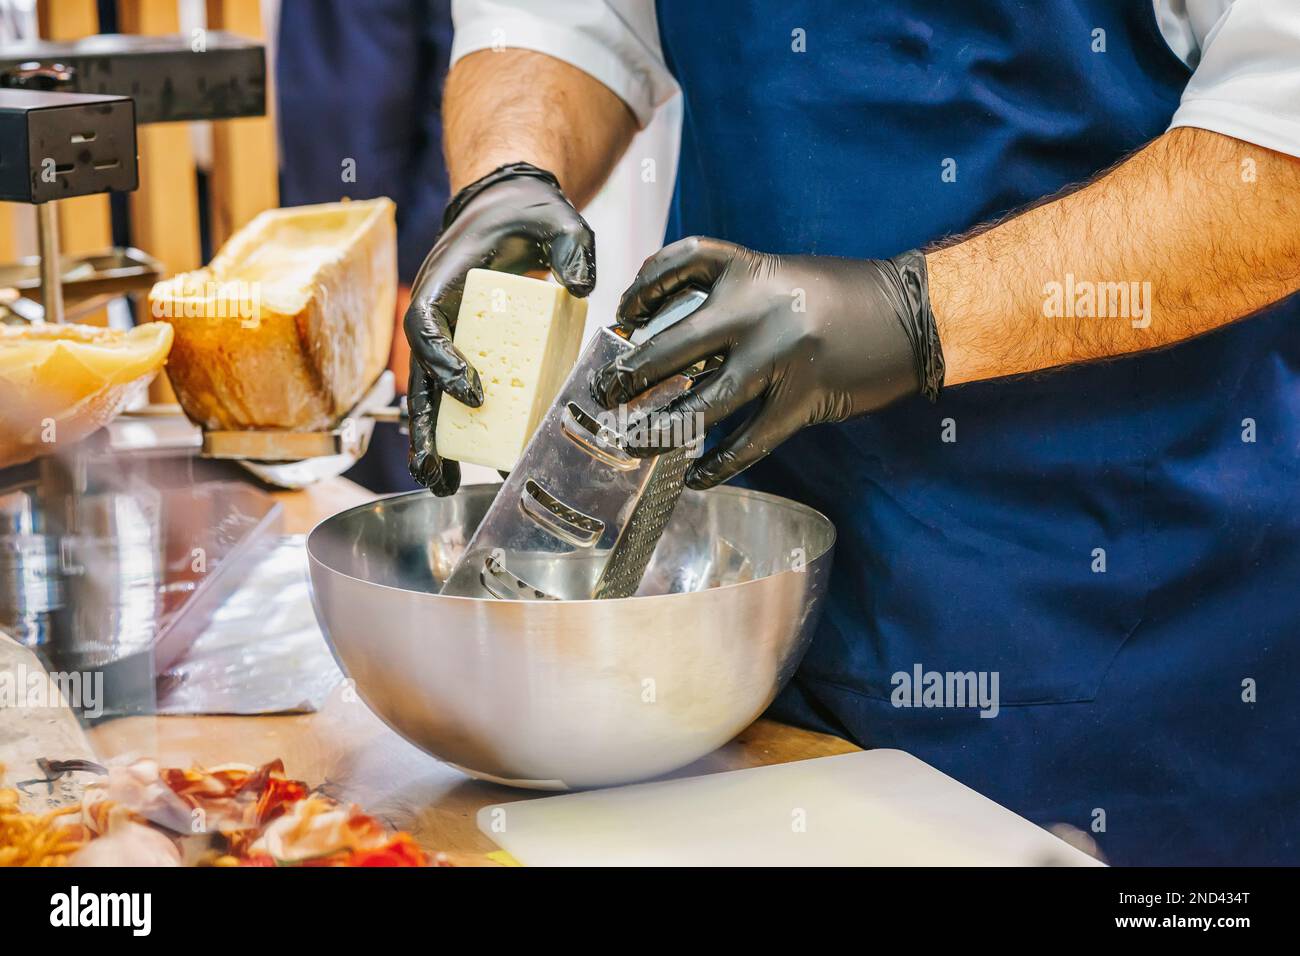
(477, 749, 1102, 866)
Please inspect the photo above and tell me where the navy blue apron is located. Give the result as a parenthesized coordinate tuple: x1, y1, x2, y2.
(655, 0, 1300, 864)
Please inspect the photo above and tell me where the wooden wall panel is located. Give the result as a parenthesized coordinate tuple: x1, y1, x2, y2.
(36, 0, 114, 260)
(0, 206, 22, 263)
(205, 0, 279, 249)
(115, 1, 199, 402)
(117, 0, 202, 281)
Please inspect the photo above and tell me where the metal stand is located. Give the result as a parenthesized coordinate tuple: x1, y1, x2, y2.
(35, 202, 63, 324)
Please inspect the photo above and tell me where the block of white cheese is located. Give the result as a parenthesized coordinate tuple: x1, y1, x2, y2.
(436, 269, 588, 472)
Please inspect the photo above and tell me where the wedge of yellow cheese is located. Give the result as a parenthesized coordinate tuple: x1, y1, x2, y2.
(148, 198, 396, 431)
(436, 269, 587, 472)
(0, 321, 173, 468)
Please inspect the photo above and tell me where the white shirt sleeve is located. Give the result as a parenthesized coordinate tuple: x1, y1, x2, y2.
(449, 0, 678, 127)
(1159, 0, 1300, 157)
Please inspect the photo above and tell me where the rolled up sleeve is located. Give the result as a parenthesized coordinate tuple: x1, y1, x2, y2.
(450, 0, 677, 127)
(1168, 0, 1300, 158)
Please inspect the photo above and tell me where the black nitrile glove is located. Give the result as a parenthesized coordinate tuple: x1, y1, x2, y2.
(405, 162, 596, 494)
(590, 237, 944, 489)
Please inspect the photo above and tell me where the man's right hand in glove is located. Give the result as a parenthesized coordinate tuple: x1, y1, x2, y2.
(404, 162, 595, 494)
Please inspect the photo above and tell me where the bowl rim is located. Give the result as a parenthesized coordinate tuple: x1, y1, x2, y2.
(306, 482, 837, 605)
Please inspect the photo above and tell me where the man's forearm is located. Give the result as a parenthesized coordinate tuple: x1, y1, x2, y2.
(927, 128, 1300, 387)
(443, 49, 637, 205)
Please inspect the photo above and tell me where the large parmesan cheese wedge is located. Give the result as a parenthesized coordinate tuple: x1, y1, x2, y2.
(436, 269, 587, 472)
(0, 321, 173, 468)
(148, 198, 396, 431)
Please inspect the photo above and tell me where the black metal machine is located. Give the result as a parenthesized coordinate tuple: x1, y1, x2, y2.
(0, 31, 267, 324)
(0, 88, 137, 204)
(0, 31, 265, 124)
(0, 31, 281, 718)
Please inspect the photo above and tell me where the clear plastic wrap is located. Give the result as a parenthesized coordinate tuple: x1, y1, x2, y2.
(156, 536, 343, 715)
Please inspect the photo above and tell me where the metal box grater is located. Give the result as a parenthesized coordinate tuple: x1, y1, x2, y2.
(440, 291, 708, 601)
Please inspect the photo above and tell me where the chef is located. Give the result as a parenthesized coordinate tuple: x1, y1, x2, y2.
(402, 0, 1300, 864)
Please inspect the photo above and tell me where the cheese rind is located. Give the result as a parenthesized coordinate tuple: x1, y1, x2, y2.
(436, 269, 587, 472)
(148, 198, 396, 431)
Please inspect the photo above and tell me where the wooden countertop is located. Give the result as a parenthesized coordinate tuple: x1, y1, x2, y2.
(89, 476, 859, 866)
(267, 476, 376, 535)
(90, 707, 859, 865)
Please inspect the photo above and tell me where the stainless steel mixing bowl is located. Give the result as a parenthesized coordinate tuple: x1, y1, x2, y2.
(306, 484, 835, 789)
